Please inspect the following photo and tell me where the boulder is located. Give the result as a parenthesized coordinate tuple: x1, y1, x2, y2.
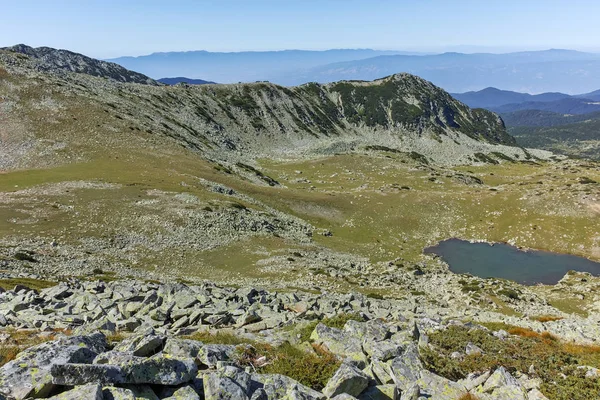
(113, 334, 165, 356)
(102, 386, 137, 400)
(357, 384, 398, 400)
(0, 333, 107, 399)
(197, 344, 237, 367)
(363, 340, 403, 361)
(416, 370, 466, 400)
(527, 388, 550, 400)
(399, 383, 420, 400)
(47, 384, 103, 400)
(323, 363, 370, 398)
(204, 366, 251, 399)
(51, 363, 126, 385)
(389, 344, 423, 391)
(122, 355, 198, 385)
(310, 323, 367, 365)
(163, 338, 204, 359)
(162, 385, 201, 400)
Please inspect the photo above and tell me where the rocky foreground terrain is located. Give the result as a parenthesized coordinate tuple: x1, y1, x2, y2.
(1, 46, 600, 399)
(2, 275, 589, 400)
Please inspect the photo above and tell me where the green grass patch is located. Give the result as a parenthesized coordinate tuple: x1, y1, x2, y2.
(0, 278, 57, 292)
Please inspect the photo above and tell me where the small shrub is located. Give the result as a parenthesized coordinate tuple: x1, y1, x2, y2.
(498, 288, 520, 300)
(13, 252, 37, 263)
(92, 268, 104, 275)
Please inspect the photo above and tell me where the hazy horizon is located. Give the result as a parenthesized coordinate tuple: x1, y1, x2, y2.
(2, 0, 600, 58)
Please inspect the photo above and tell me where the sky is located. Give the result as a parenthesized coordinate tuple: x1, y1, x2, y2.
(1, 0, 599, 59)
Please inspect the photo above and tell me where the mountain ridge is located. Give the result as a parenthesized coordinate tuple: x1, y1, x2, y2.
(0, 45, 536, 171)
(1, 44, 158, 85)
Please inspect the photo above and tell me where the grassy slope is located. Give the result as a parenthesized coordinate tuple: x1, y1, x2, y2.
(1, 62, 600, 293)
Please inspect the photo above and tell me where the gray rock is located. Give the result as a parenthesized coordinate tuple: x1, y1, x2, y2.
(113, 334, 165, 356)
(204, 366, 251, 399)
(51, 363, 126, 385)
(197, 344, 237, 367)
(370, 359, 394, 385)
(119, 385, 160, 400)
(389, 344, 423, 391)
(465, 342, 483, 356)
(399, 383, 420, 400)
(122, 356, 198, 385)
(416, 370, 466, 400)
(162, 385, 201, 400)
(363, 340, 403, 361)
(93, 350, 138, 365)
(0, 333, 107, 399)
(163, 338, 204, 359)
(310, 323, 367, 365)
(47, 384, 103, 400)
(102, 386, 137, 400)
(323, 363, 369, 398)
(357, 384, 398, 400)
(250, 388, 268, 400)
(482, 366, 521, 393)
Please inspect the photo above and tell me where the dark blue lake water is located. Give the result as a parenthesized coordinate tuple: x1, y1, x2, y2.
(424, 239, 600, 285)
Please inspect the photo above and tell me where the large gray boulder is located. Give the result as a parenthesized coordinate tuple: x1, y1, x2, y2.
(121, 355, 198, 385)
(357, 384, 398, 400)
(102, 386, 137, 400)
(204, 366, 252, 399)
(113, 334, 165, 356)
(0, 333, 107, 400)
(388, 344, 423, 391)
(416, 370, 466, 400)
(310, 323, 367, 365)
(323, 363, 370, 398)
(51, 363, 126, 385)
(479, 366, 526, 399)
(197, 344, 237, 367)
(47, 384, 103, 400)
(162, 385, 201, 400)
(163, 338, 204, 359)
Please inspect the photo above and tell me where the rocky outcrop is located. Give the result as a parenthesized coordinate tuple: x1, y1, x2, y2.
(0, 319, 546, 400)
(1, 44, 157, 85)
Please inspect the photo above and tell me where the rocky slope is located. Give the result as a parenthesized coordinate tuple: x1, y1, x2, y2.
(0, 45, 549, 170)
(2, 275, 592, 399)
(0, 45, 158, 85)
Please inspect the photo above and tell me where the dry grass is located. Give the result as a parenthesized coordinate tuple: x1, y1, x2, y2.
(507, 327, 557, 341)
(457, 393, 479, 400)
(0, 328, 70, 367)
(532, 315, 564, 323)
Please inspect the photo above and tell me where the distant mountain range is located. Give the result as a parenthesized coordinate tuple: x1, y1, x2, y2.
(452, 87, 600, 127)
(107, 49, 600, 94)
(453, 87, 600, 110)
(158, 77, 216, 85)
(453, 86, 600, 159)
(107, 49, 414, 85)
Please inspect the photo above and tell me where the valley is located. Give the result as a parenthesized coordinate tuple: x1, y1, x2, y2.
(1, 45, 600, 400)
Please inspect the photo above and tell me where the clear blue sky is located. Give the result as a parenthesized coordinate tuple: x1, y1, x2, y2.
(2, 0, 599, 58)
